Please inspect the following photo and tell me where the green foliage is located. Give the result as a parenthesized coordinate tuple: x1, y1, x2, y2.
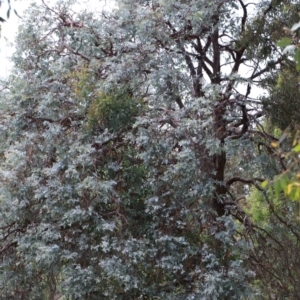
(87, 89, 141, 133)
(246, 188, 270, 224)
(277, 37, 293, 48)
(262, 68, 300, 130)
(277, 21, 300, 70)
(262, 127, 300, 201)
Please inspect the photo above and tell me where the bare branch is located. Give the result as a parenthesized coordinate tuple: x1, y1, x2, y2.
(250, 58, 284, 80)
(63, 44, 91, 61)
(238, 0, 247, 33)
(226, 177, 264, 190)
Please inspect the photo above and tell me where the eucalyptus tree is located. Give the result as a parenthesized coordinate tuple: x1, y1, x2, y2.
(0, 0, 299, 299)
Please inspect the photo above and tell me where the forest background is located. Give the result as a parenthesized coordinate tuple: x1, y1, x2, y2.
(0, 0, 300, 299)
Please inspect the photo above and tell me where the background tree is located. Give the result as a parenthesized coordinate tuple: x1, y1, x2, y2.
(0, 0, 300, 299)
(246, 18, 300, 299)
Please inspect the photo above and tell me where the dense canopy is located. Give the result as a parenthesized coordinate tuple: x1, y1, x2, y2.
(0, 0, 300, 299)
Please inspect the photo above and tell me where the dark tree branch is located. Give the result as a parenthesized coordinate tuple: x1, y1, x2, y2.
(202, 61, 213, 79)
(166, 80, 184, 109)
(226, 177, 264, 190)
(250, 58, 284, 80)
(211, 16, 221, 84)
(0, 242, 17, 254)
(64, 44, 91, 61)
(238, 0, 247, 33)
